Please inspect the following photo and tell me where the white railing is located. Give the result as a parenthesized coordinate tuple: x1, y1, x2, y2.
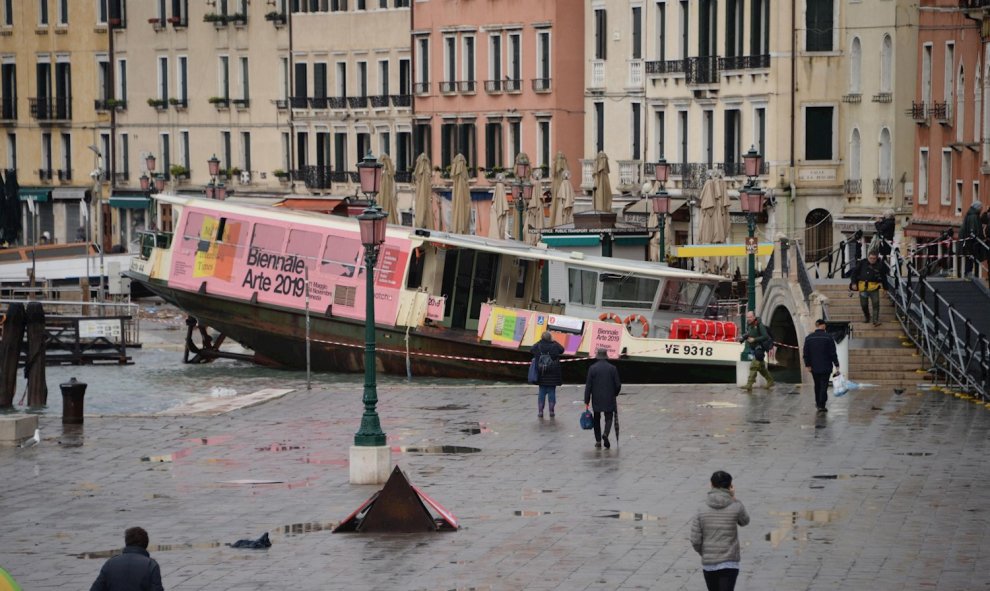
(591, 60, 605, 89)
(627, 60, 643, 88)
(618, 160, 641, 186)
(580, 159, 594, 190)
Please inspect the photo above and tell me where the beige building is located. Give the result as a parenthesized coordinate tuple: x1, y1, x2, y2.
(0, 0, 113, 246)
(585, 0, 916, 270)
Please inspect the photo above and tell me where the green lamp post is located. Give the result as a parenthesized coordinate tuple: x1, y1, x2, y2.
(741, 146, 764, 314)
(651, 158, 671, 261)
(511, 153, 532, 242)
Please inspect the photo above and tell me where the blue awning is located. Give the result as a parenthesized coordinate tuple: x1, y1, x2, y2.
(18, 188, 51, 202)
(109, 191, 150, 209)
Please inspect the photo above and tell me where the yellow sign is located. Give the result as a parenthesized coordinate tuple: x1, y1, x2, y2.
(672, 243, 775, 257)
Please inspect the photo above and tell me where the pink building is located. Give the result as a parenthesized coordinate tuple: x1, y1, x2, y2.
(411, 0, 584, 232)
(907, 0, 988, 246)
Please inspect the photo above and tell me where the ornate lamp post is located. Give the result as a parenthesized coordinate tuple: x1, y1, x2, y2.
(511, 153, 533, 242)
(741, 146, 764, 313)
(351, 152, 389, 484)
(650, 158, 671, 261)
(205, 154, 226, 199)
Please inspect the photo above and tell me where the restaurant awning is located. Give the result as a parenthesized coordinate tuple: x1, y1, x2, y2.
(109, 190, 151, 209)
(52, 187, 88, 200)
(18, 188, 51, 202)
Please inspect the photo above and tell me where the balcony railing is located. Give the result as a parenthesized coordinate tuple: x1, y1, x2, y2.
(628, 60, 643, 87)
(114, 171, 130, 183)
(0, 98, 15, 120)
(94, 98, 126, 111)
(330, 171, 350, 184)
(457, 80, 476, 93)
(841, 93, 862, 103)
(57, 169, 71, 181)
(413, 82, 430, 95)
(300, 165, 332, 190)
(390, 94, 411, 107)
(686, 56, 719, 85)
(532, 78, 551, 92)
(908, 101, 929, 122)
(275, 99, 288, 109)
(504, 78, 522, 92)
(645, 59, 686, 75)
(618, 161, 641, 186)
(931, 101, 950, 122)
(872, 92, 893, 103)
(580, 159, 594, 190)
(843, 179, 862, 195)
(38, 168, 53, 181)
(232, 98, 250, 108)
(29, 97, 71, 120)
(347, 96, 368, 108)
(719, 54, 770, 71)
(591, 60, 605, 88)
(310, 97, 328, 109)
(370, 95, 390, 108)
(873, 178, 894, 196)
(484, 79, 502, 93)
(440, 81, 457, 94)
(290, 96, 309, 109)
(959, 0, 990, 8)
(394, 170, 413, 183)
(328, 96, 347, 109)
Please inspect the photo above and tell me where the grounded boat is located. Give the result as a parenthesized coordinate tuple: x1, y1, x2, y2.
(126, 195, 743, 383)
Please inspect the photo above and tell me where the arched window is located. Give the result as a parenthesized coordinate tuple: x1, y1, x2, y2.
(878, 128, 891, 182)
(849, 128, 861, 182)
(957, 64, 965, 142)
(804, 209, 833, 263)
(850, 37, 861, 94)
(880, 35, 892, 94)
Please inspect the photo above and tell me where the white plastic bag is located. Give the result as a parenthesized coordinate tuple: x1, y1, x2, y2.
(831, 372, 849, 397)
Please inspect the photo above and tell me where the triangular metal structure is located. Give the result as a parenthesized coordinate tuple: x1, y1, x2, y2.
(333, 466, 458, 533)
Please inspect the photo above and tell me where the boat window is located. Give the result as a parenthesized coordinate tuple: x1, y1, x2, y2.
(515, 260, 529, 298)
(217, 218, 250, 259)
(568, 268, 598, 305)
(406, 247, 425, 289)
(285, 229, 322, 269)
(602, 275, 659, 309)
(657, 279, 703, 313)
(251, 223, 286, 256)
(320, 234, 362, 278)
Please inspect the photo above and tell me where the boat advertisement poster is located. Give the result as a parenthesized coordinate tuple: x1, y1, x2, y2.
(169, 206, 410, 325)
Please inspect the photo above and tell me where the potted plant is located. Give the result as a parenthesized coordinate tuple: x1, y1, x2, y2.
(208, 96, 229, 107)
(229, 13, 248, 24)
(148, 17, 163, 24)
(265, 11, 286, 24)
(167, 16, 182, 24)
(147, 98, 167, 109)
(203, 13, 226, 24)
(105, 98, 125, 110)
(228, 167, 242, 178)
(272, 169, 290, 181)
(169, 164, 189, 179)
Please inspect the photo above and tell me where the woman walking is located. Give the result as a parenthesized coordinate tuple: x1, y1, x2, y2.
(531, 331, 564, 418)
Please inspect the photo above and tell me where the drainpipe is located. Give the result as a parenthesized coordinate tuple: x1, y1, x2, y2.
(790, 0, 798, 235)
(287, 3, 295, 185)
(108, 15, 116, 191)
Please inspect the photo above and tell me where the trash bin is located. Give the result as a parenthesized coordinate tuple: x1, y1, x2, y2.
(60, 378, 87, 425)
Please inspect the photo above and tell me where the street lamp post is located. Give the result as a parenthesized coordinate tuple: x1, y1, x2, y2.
(351, 152, 390, 484)
(87, 145, 106, 301)
(651, 158, 670, 261)
(741, 147, 764, 314)
(511, 153, 533, 242)
(205, 154, 226, 200)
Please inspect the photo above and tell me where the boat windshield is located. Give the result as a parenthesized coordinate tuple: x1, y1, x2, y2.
(657, 279, 715, 314)
(601, 274, 660, 310)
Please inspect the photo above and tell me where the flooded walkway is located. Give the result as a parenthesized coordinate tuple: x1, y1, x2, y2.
(1, 379, 988, 590)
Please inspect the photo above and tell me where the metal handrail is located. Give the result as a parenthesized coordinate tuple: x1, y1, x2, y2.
(887, 248, 988, 400)
(806, 230, 864, 279)
(792, 240, 815, 303)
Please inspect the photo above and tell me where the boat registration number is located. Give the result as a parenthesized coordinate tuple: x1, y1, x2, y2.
(664, 343, 715, 357)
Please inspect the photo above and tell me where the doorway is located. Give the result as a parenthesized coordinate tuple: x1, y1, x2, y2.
(440, 249, 500, 330)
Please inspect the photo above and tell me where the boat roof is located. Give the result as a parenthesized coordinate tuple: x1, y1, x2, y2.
(155, 194, 724, 282)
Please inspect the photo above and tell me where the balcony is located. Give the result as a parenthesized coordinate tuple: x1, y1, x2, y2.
(504, 78, 522, 93)
(148, 17, 166, 31)
(370, 95, 390, 108)
(167, 16, 187, 28)
(843, 179, 862, 196)
(590, 60, 605, 89)
(330, 171, 350, 184)
(0, 98, 15, 120)
(873, 178, 894, 197)
(328, 97, 347, 109)
(959, 0, 990, 7)
(264, 11, 287, 25)
(841, 93, 862, 103)
(113, 172, 130, 183)
(719, 54, 770, 71)
(645, 59, 686, 75)
(394, 170, 413, 183)
(169, 98, 188, 109)
(685, 56, 719, 85)
(579, 159, 594, 190)
(484, 79, 502, 94)
(457, 80, 476, 93)
(931, 101, 951, 123)
(347, 96, 368, 108)
(617, 160, 641, 186)
(289, 96, 309, 109)
(439, 81, 457, 94)
(29, 97, 71, 121)
(390, 94, 411, 107)
(209, 97, 230, 109)
(908, 101, 929, 123)
(299, 165, 332, 190)
(413, 82, 430, 95)
(871, 92, 893, 103)
(628, 60, 643, 88)
(532, 78, 551, 92)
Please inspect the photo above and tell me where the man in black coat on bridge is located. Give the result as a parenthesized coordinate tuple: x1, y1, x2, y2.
(584, 348, 622, 449)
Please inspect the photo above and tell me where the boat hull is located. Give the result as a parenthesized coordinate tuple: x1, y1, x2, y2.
(134, 278, 737, 384)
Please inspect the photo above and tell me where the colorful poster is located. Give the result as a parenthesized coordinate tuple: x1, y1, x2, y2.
(489, 306, 529, 348)
(427, 295, 446, 321)
(477, 303, 492, 338)
(590, 321, 623, 359)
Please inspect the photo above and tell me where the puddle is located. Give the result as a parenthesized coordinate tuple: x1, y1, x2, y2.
(398, 445, 481, 454)
(186, 436, 234, 446)
(894, 452, 934, 456)
(700, 401, 741, 408)
(73, 541, 222, 559)
(417, 404, 469, 411)
(459, 422, 494, 435)
(256, 443, 303, 452)
(812, 474, 884, 480)
(600, 512, 663, 522)
(765, 510, 840, 548)
(748, 419, 771, 424)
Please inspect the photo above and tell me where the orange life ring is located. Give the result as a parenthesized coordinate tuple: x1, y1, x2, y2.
(598, 312, 623, 325)
(623, 314, 650, 338)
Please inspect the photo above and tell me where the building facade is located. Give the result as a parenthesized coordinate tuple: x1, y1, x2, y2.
(412, 0, 584, 233)
(907, 0, 988, 247)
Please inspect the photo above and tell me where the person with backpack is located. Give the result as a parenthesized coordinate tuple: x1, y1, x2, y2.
(531, 330, 564, 418)
(741, 311, 775, 392)
(849, 251, 888, 326)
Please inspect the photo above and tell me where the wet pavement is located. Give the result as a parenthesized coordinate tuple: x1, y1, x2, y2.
(1, 379, 989, 590)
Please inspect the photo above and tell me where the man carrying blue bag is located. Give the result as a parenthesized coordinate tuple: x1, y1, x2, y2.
(584, 348, 621, 449)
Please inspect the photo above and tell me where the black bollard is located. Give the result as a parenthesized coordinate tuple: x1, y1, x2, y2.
(60, 378, 87, 424)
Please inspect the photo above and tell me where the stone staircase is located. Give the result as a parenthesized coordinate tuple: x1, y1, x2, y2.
(815, 281, 929, 390)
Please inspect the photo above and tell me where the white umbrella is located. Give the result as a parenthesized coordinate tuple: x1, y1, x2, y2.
(592, 151, 612, 212)
(488, 177, 509, 239)
(524, 183, 545, 246)
(378, 153, 399, 225)
(412, 153, 434, 230)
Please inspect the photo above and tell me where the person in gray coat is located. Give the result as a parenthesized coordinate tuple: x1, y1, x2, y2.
(583, 348, 621, 449)
(690, 471, 750, 591)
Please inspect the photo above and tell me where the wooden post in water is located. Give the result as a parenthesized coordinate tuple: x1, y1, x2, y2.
(0, 303, 26, 409)
(24, 302, 48, 408)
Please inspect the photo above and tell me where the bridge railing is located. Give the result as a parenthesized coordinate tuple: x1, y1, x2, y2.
(888, 247, 989, 400)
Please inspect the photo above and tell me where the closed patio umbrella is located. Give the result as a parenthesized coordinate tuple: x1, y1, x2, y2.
(449, 153, 471, 234)
(549, 151, 568, 225)
(553, 169, 576, 227)
(412, 153, 434, 230)
(488, 176, 509, 239)
(592, 151, 612, 212)
(378, 153, 399, 225)
(524, 182, 545, 246)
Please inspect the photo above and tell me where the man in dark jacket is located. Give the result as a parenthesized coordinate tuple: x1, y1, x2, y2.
(741, 311, 774, 391)
(531, 330, 564, 418)
(961, 201, 985, 277)
(803, 319, 840, 413)
(90, 526, 164, 591)
(849, 251, 888, 326)
(584, 348, 621, 449)
(874, 209, 895, 259)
